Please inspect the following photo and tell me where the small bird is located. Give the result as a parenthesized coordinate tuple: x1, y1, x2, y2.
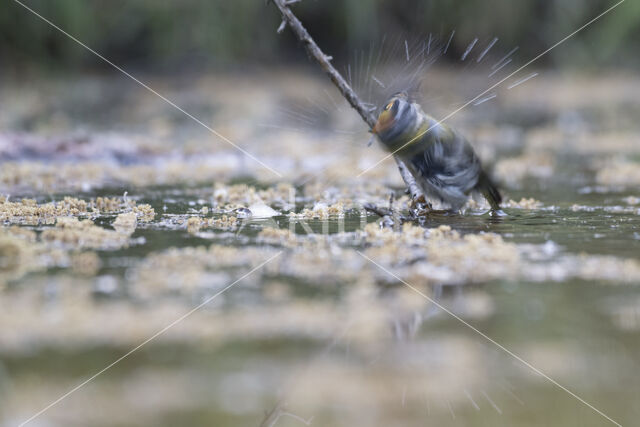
(372, 92, 502, 212)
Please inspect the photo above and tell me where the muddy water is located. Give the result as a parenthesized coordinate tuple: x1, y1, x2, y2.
(1, 72, 639, 427)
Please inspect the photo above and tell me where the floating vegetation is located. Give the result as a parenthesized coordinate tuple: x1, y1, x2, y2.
(0, 196, 92, 225)
(2, 67, 640, 427)
(112, 212, 138, 234)
(41, 217, 134, 250)
(0, 195, 154, 225)
(288, 202, 345, 219)
(69, 251, 102, 276)
(503, 198, 543, 209)
(0, 228, 41, 284)
(213, 183, 294, 208)
(596, 160, 640, 187)
(495, 153, 555, 186)
(185, 214, 240, 234)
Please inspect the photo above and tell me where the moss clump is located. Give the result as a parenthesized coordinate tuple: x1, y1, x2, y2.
(93, 196, 155, 222)
(494, 153, 555, 186)
(212, 183, 294, 209)
(0, 231, 37, 284)
(70, 251, 102, 276)
(289, 202, 345, 219)
(0, 196, 155, 226)
(184, 214, 238, 234)
(0, 197, 92, 225)
(112, 212, 137, 234)
(504, 198, 543, 209)
(257, 227, 299, 246)
(94, 197, 122, 213)
(596, 161, 640, 187)
(186, 217, 203, 234)
(41, 217, 133, 250)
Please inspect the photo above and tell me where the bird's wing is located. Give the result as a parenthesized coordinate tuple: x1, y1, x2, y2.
(409, 130, 481, 194)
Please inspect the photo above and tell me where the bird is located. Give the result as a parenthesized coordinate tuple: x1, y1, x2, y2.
(371, 91, 502, 212)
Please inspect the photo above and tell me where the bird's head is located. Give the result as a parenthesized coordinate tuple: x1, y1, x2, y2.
(371, 92, 414, 144)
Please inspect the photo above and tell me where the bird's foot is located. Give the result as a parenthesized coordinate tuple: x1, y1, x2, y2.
(409, 195, 433, 218)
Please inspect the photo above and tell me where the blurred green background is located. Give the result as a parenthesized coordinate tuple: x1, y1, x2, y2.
(2, 0, 639, 73)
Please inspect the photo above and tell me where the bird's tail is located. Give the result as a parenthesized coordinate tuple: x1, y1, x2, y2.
(477, 171, 502, 210)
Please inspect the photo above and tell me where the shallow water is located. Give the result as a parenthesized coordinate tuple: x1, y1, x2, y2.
(1, 72, 639, 427)
(2, 185, 638, 426)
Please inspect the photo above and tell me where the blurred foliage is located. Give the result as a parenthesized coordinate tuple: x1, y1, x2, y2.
(1, 0, 639, 72)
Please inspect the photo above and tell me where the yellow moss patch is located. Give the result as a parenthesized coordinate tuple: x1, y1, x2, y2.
(0, 197, 91, 225)
(596, 161, 640, 187)
(364, 223, 520, 284)
(131, 245, 279, 298)
(209, 214, 238, 229)
(494, 153, 555, 185)
(425, 233, 520, 280)
(623, 196, 640, 205)
(363, 222, 439, 246)
(41, 217, 132, 250)
(289, 202, 345, 219)
(0, 196, 154, 225)
(93, 196, 155, 222)
(70, 251, 102, 276)
(257, 227, 299, 246)
(186, 217, 202, 234)
(0, 161, 108, 192)
(112, 212, 137, 234)
(504, 198, 543, 209)
(132, 204, 155, 222)
(184, 214, 238, 233)
(0, 230, 38, 284)
(94, 197, 122, 213)
(0, 226, 68, 284)
(212, 183, 294, 209)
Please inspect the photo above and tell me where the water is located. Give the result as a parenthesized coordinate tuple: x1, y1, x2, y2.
(1, 71, 639, 427)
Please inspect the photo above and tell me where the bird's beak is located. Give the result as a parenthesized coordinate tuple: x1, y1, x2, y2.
(371, 121, 380, 134)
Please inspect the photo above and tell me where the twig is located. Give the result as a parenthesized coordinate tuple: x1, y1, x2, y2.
(259, 400, 313, 427)
(363, 202, 393, 219)
(260, 403, 282, 427)
(270, 0, 424, 201)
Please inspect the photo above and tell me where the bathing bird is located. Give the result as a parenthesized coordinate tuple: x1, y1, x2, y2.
(372, 92, 501, 212)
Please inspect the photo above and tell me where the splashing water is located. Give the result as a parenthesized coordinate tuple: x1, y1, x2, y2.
(268, 30, 527, 143)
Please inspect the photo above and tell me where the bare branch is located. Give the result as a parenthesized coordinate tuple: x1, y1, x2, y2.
(281, 412, 314, 425)
(270, 0, 424, 201)
(259, 400, 313, 427)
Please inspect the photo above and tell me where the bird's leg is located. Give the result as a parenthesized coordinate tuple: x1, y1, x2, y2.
(409, 194, 432, 210)
(394, 157, 425, 206)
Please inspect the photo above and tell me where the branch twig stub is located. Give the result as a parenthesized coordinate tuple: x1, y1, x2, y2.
(270, 0, 424, 200)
